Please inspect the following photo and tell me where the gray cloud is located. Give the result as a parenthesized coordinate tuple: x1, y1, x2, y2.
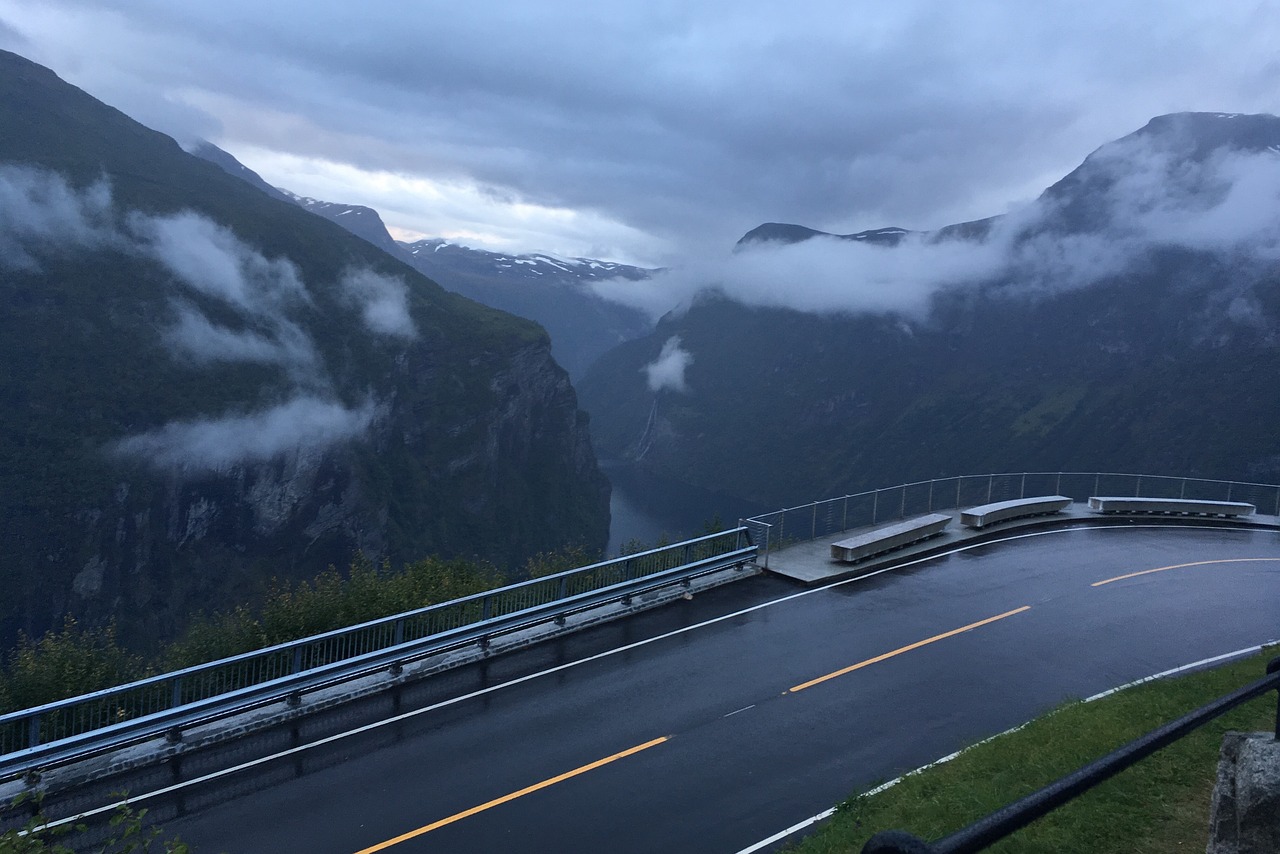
(3, 1, 1277, 263)
(643, 336, 692, 393)
(595, 137, 1280, 319)
(339, 268, 417, 339)
(111, 396, 377, 472)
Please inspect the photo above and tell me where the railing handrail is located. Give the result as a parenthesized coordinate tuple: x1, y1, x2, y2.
(0, 528, 750, 751)
(746, 472, 1280, 548)
(0, 544, 758, 779)
(751, 471, 1280, 519)
(863, 657, 1280, 853)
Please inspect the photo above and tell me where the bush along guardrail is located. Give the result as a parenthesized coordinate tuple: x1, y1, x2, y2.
(860, 657, 1280, 853)
(0, 528, 755, 781)
(742, 472, 1280, 566)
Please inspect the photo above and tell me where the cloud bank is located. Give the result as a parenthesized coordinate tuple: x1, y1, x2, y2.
(594, 136, 1280, 320)
(5, 1, 1279, 262)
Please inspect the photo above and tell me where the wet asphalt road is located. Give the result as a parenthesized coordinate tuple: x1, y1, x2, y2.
(162, 524, 1280, 853)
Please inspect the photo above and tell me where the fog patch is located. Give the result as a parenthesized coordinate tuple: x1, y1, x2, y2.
(112, 396, 377, 472)
(0, 166, 116, 270)
(643, 336, 692, 393)
(134, 211, 309, 311)
(163, 303, 321, 379)
(340, 268, 417, 338)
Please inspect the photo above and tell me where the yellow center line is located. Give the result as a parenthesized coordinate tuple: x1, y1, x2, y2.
(1092, 557, 1280, 587)
(352, 736, 669, 853)
(788, 605, 1032, 694)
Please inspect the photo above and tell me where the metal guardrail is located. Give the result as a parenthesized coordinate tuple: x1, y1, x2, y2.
(862, 657, 1280, 853)
(741, 472, 1280, 567)
(0, 528, 754, 780)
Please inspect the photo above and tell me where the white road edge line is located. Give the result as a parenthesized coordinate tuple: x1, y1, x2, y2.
(37, 523, 1254, 830)
(731, 639, 1279, 854)
(734, 807, 838, 854)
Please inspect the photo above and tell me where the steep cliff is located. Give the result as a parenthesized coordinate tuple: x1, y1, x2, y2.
(0, 49, 609, 647)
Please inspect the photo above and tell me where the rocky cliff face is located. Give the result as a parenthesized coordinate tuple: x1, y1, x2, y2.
(30, 335, 608, 647)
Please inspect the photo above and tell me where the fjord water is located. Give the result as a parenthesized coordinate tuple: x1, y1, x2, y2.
(603, 462, 769, 556)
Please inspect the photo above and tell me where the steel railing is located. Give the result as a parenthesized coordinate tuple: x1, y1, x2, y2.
(0, 528, 754, 778)
(862, 657, 1280, 853)
(741, 472, 1280, 567)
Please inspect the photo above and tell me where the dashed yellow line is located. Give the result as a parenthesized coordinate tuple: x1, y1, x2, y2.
(352, 736, 669, 853)
(788, 605, 1032, 693)
(1091, 557, 1280, 587)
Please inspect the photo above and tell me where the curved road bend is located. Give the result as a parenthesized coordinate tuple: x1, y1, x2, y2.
(155, 524, 1280, 853)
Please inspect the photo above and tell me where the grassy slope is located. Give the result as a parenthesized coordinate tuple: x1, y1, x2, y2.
(789, 647, 1278, 853)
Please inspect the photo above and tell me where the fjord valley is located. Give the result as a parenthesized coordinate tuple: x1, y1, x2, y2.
(0, 49, 610, 650)
(578, 112, 1280, 510)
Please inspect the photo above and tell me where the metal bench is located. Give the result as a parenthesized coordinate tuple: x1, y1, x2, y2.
(830, 513, 951, 563)
(961, 495, 1072, 529)
(1087, 496, 1256, 517)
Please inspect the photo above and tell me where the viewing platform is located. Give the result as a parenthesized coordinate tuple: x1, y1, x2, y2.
(759, 501, 1280, 586)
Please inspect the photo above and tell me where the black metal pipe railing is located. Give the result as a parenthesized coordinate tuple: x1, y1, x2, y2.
(862, 657, 1280, 854)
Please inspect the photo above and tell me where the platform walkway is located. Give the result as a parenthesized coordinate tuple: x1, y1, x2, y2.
(759, 502, 1280, 585)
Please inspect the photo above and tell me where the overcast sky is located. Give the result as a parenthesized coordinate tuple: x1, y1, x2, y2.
(1, 1, 1278, 265)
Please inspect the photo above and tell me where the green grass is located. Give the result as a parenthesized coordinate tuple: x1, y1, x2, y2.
(788, 646, 1278, 853)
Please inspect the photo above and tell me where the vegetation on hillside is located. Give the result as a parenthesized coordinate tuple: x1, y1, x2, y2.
(0, 555, 507, 714)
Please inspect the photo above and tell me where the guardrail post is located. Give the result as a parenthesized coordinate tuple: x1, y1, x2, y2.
(1268, 657, 1280, 740)
(987, 475, 993, 502)
(1137, 475, 1143, 497)
(1055, 472, 1062, 495)
(481, 595, 492, 620)
(290, 646, 302, 675)
(842, 496, 849, 530)
(27, 714, 40, 749)
(899, 488, 906, 519)
(956, 478, 962, 508)
(170, 677, 183, 709)
(1227, 482, 1233, 501)
(811, 503, 818, 539)
(1020, 473, 1026, 498)
(1181, 478, 1187, 499)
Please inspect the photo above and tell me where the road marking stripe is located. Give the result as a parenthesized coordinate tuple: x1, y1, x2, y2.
(788, 606, 1032, 693)
(1091, 557, 1280, 587)
(352, 736, 669, 853)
